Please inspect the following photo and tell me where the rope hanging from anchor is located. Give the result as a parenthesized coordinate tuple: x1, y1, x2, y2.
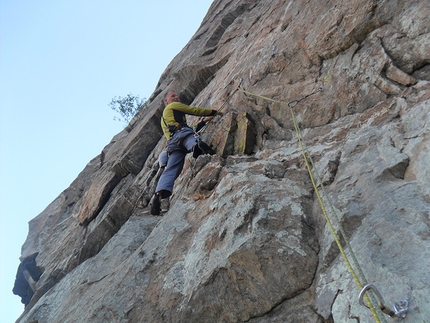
(236, 83, 388, 323)
(188, 78, 408, 320)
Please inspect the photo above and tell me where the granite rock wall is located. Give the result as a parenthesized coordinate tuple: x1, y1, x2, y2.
(14, 1, 430, 322)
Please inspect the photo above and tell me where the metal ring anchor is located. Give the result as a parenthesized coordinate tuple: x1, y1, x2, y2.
(358, 284, 408, 319)
(393, 300, 409, 319)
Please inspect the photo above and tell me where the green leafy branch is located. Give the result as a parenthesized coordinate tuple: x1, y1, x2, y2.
(109, 93, 147, 124)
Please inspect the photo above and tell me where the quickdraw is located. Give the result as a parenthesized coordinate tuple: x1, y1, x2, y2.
(359, 284, 408, 319)
(234, 79, 410, 323)
(193, 78, 410, 321)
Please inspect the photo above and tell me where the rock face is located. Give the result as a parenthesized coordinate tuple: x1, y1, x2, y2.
(13, 0, 430, 322)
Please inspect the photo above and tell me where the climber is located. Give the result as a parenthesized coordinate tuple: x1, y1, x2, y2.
(150, 90, 223, 215)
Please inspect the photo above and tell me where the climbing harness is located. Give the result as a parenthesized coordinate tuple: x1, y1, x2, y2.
(236, 82, 408, 322)
(359, 284, 409, 319)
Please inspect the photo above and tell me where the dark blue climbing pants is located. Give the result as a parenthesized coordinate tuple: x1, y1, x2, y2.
(155, 128, 198, 198)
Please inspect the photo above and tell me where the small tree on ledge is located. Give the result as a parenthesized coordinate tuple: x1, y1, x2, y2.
(109, 93, 146, 124)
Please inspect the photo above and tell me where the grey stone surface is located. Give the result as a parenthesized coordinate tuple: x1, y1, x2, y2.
(14, 0, 430, 322)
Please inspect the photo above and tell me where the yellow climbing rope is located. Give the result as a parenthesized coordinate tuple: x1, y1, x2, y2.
(237, 86, 387, 323)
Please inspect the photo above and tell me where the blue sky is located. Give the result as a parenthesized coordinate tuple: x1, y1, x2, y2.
(0, 1, 213, 321)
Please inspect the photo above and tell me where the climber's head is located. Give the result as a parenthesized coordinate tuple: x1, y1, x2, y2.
(164, 90, 179, 105)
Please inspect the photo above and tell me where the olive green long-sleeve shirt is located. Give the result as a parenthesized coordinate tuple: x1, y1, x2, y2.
(161, 102, 217, 140)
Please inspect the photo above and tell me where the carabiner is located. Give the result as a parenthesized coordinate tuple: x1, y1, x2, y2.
(358, 284, 408, 319)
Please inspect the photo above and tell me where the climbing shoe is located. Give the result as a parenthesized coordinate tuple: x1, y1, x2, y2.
(150, 193, 162, 216)
(197, 139, 216, 155)
(192, 144, 203, 159)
